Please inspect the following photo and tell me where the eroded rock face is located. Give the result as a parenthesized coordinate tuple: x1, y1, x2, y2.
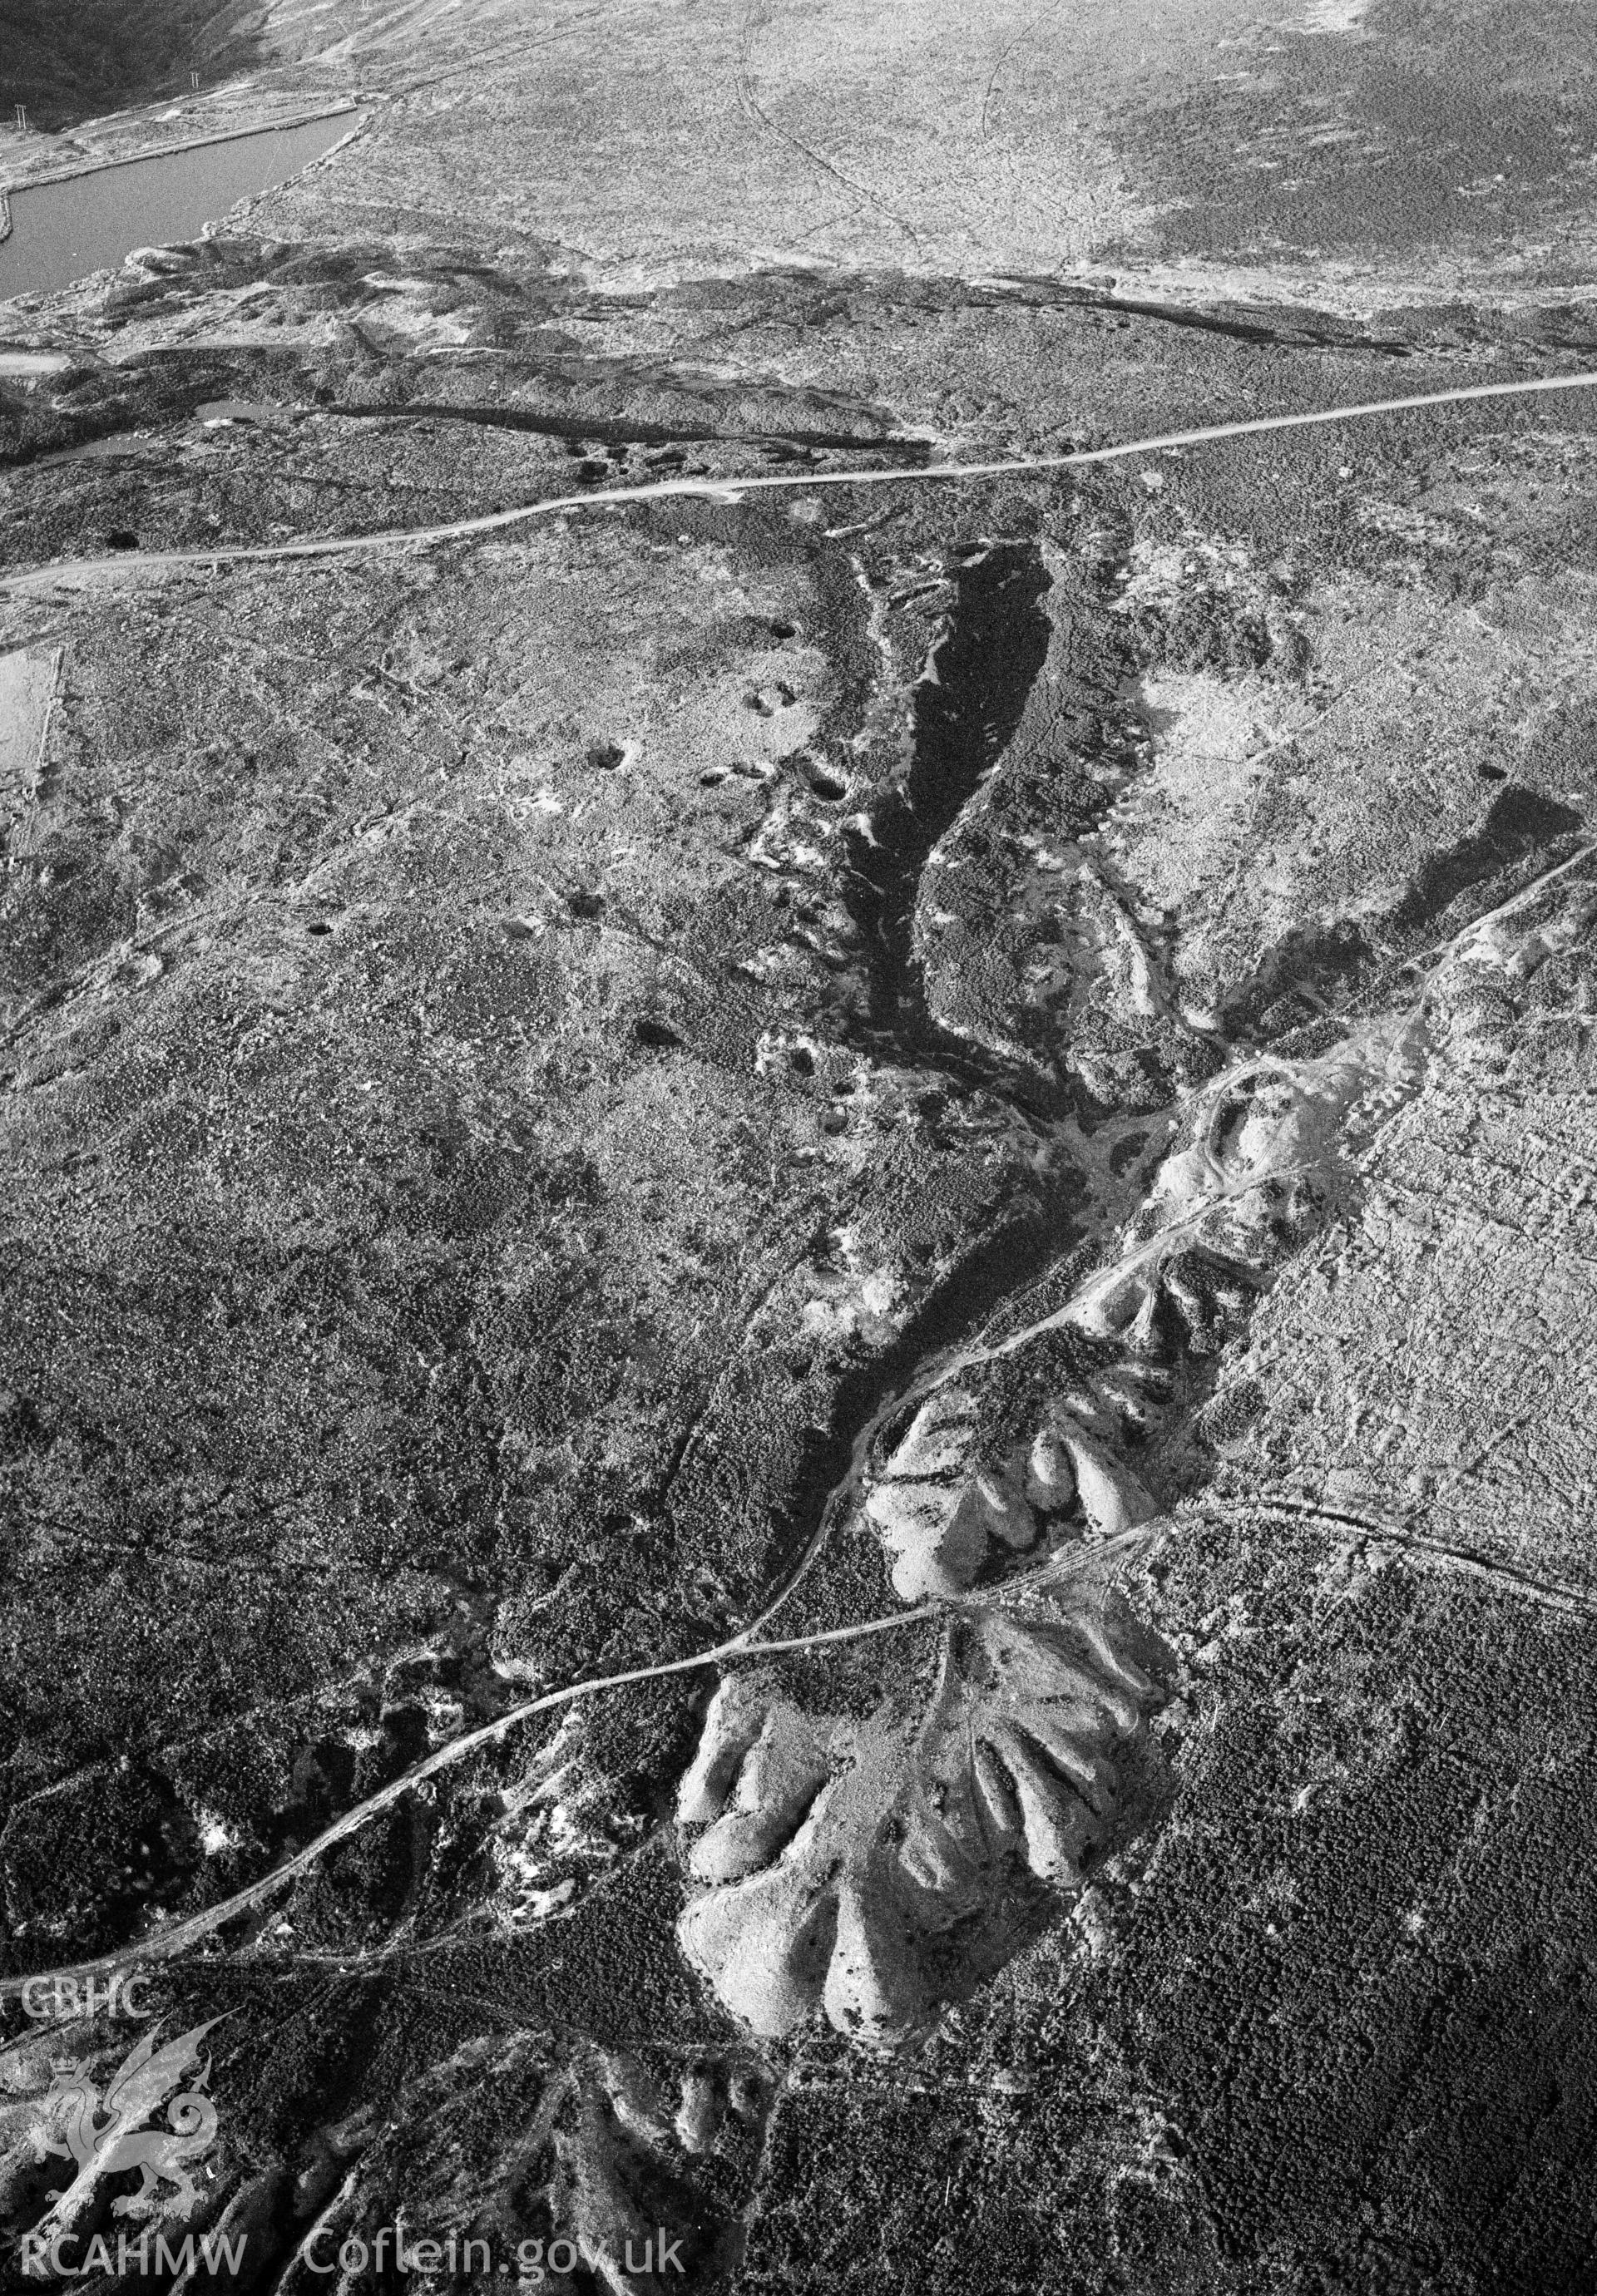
(676, 1587, 1160, 2045)
(843, 956, 1409, 1628)
(863, 1388, 1024, 1598)
(553, 2052, 764, 2296)
(862, 1388, 1159, 1598)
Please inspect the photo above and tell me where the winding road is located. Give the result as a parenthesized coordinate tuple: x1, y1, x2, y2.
(5, 368, 1597, 596)
(0, 1603, 943, 2009)
(4, 363, 1597, 2012)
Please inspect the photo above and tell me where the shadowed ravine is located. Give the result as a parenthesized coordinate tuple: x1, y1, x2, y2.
(845, 540, 1053, 1041)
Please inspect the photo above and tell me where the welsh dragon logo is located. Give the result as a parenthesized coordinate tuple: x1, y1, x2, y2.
(30, 2021, 222, 2227)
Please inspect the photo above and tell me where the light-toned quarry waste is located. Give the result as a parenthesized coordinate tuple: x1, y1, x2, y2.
(677, 1590, 1158, 2045)
(863, 1382, 1159, 1601)
(5, 0, 1597, 2286)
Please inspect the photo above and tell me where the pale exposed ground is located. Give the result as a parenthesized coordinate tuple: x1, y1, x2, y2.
(1239, 1076, 1597, 1591)
(1301, 0, 1376, 29)
(240, 0, 1150, 284)
(1110, 541, 1597, 1005)
(236, 0, 1597, 302)
(0, 645, 55, 807)
(4, 0, 1591, 315)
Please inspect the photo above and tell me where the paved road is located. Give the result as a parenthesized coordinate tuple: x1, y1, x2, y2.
(0, 1602, 944, 2004)
(6, 368, 1597, 596)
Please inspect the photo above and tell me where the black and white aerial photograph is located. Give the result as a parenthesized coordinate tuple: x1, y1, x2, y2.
(1, 2, 1595, 2289)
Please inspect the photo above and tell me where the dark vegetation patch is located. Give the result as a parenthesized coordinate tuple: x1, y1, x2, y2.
(0, 1759, 200, 1952)
(843, 541, 1051, 1034)
(1387, 784, 1585, 942)
(0, 0, 260, 130)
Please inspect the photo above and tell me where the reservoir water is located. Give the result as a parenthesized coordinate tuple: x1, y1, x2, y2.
(0, 114, 353, 304)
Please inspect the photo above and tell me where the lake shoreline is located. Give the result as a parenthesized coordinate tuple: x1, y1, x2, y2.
(1, 102, 358, 204)
(0, 107, 365, 307)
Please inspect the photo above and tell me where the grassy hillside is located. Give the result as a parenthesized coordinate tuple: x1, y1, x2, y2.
(0, 0, 257, 131)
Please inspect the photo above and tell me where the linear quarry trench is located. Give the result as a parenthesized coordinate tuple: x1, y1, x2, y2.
(2, 848, 1592, 2009)
(4, 394, 1597, 2016)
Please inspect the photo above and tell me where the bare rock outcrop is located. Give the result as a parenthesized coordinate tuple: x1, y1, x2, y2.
(676, 1587, 1160, 2045)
